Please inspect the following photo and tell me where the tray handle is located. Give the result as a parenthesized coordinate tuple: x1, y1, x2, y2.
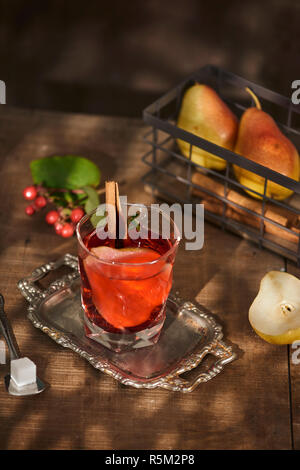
(161, 339, 236, 393)
(18, 253, 79, 306)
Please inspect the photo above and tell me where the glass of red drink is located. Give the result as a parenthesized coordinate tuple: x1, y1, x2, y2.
(76, 204, 180, 352)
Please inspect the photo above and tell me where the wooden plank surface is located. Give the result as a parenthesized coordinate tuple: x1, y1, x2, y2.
(286, 260, 300, 450)
(0, 106, 292, 449)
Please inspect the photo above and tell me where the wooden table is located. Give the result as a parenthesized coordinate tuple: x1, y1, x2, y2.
(0, 106, 298, 450)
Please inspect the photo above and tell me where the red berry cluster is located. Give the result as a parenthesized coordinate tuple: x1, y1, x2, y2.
(23, 185, 85, 238)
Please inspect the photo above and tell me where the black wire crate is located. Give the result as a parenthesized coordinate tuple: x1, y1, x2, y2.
(142, 65, 300, 266)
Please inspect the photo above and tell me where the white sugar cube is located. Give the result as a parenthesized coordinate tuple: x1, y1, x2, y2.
(11, 357, 36, 387)
(0, 340, 5, 364)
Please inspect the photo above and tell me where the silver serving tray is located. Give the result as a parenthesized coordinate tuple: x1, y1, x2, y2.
(17, 254, 236, 392)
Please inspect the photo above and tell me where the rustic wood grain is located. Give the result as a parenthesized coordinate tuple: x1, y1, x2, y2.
(0, 106, 291, 450)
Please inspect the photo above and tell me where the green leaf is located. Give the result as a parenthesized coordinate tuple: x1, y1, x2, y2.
(128, 211, 140, 231)
(30, 155, 101, 190)
(83, 185, 102, 228)
(49, 191, 69, 207)
(83, 186, 100, 214)
(63, 192, 74, 204)
(83, 186, 106, 228)
(75, 192, 88, 202)
(92, 213, 107, 230)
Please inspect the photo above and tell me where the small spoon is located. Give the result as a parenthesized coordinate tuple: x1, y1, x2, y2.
(0, 294, 48, 396)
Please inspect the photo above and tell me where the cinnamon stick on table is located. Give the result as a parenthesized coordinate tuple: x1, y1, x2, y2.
(192, 172, 300, 244)
(105, 181, 127, 247)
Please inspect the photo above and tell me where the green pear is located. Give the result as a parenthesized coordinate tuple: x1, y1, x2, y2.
(177, 84, 238, 170)
(234, 88, 299, 200)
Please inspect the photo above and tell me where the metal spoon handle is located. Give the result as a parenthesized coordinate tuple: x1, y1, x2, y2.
(0, 294, 21, 361)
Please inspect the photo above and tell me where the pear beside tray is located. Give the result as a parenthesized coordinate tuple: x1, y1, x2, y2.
(17, 253, 236, 393)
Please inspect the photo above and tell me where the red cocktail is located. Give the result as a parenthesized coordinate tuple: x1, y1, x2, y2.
(77, 204, 180, 352)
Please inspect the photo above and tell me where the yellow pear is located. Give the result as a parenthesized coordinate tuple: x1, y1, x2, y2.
(177, 84, 238, 170)
(249, 271, 300, 345)
(234, 88, 299, 200)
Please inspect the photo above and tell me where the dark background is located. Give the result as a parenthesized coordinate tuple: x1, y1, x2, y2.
(0, 0, 299, 117)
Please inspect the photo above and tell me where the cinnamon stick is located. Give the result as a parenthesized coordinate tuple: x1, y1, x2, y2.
(192, 172, 300, 244)
(105, 181, 127, 247)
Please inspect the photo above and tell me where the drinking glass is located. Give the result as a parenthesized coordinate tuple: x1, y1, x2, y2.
(76, 203, 180, 352)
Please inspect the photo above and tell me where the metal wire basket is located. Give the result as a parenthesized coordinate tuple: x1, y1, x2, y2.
(142, 65, 300, 266)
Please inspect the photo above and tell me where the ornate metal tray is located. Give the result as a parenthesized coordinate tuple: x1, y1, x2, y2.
(17, 253, 236, 392)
